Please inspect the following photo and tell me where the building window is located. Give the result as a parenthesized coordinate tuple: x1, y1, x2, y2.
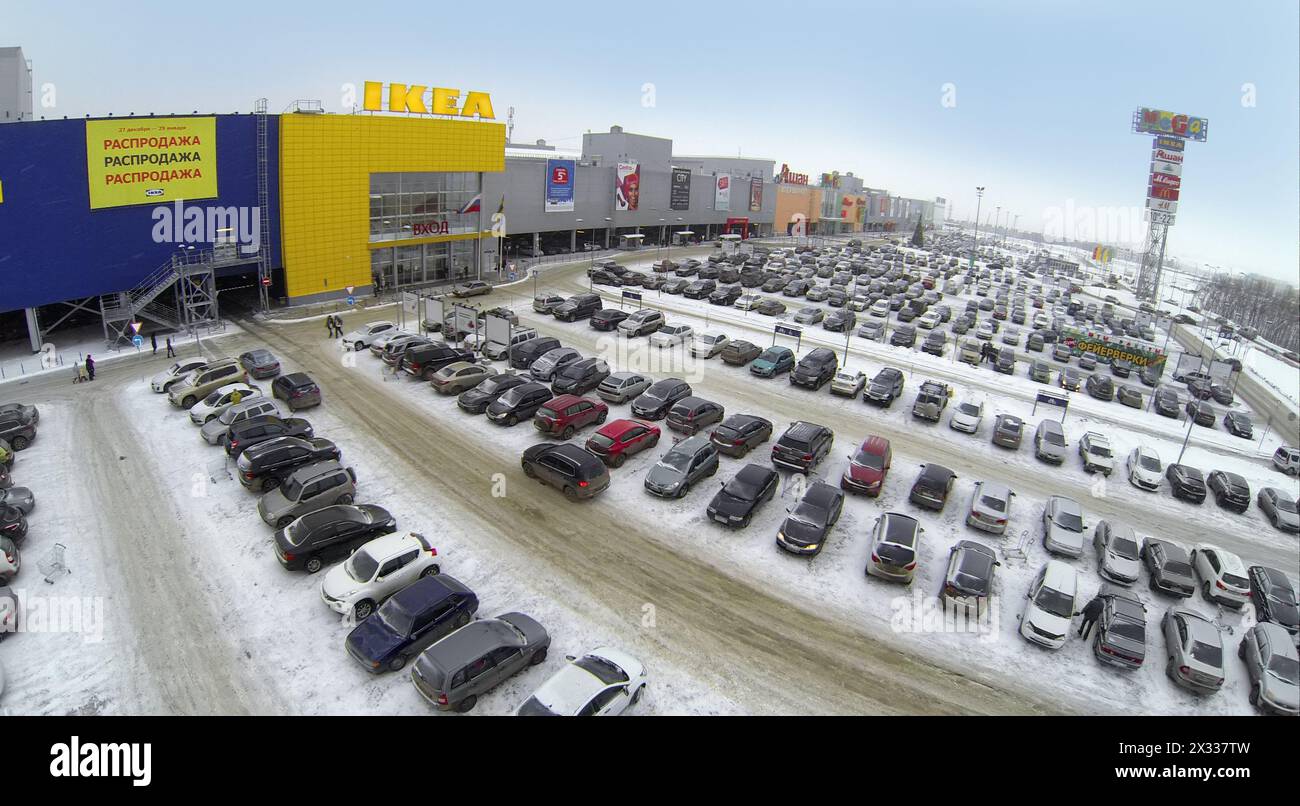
(368, 172, 482, 242)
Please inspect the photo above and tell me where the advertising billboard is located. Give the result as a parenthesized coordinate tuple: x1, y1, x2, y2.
(85, 116, 218, 209)
(1061, 327, 1164, 367)
(749, 178, 763, 212)
(1135, 108, 1208, 142)
(615, 161, 640, 211)
(544, 158, 575, 213)
(670, 167, 691, 210)
(714, 174, 731, 210)
(1154, 135, 1185, 152)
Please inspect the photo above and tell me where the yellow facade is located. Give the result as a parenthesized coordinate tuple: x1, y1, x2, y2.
(279, 113, 505, 300)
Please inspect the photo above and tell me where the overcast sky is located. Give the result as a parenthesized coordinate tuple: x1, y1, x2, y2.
(6, 0, 1297, 283)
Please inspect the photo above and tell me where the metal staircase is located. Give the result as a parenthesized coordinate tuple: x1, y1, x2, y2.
(100, 249, 223, 345)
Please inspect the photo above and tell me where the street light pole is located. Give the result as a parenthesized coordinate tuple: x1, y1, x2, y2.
(972, 187, 985, 263)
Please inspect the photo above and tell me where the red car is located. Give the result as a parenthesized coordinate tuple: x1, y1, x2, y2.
(533, 394, 608, 439)
(840, 435, 891, 496)
(585, 419, 661, 467)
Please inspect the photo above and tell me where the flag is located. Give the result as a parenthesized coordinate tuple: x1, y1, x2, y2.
(458, 194, 482, 215)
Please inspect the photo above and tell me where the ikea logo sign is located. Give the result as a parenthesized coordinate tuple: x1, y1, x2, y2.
(362, 82, 495, 119)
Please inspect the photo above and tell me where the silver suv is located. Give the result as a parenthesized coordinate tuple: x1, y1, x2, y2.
(643, 434, 719, 498)
(258, 460, 357, 528)
(200, 398, 280, 445)
(411, 612, 550, 712)
(1033, 419, 1067, 464)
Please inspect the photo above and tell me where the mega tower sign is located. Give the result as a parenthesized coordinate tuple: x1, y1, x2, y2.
(1131, 107, 1207, 301)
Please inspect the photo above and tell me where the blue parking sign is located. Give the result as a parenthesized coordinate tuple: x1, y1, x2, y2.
(347, 296, 356, 306)
(132, 335, 144, 348)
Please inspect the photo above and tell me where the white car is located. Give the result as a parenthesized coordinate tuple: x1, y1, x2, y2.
(516, 647, 648, 716)
(649, 324, 694, 349)
(188, 382, 262, 424)
(342, 321, 396, 351)
(1125, 445, 1163, 492)
(1020, 560, 1078, 649)
(690, 332, 729, 358)
(830, 370, 867, 397)
(976, 322, 995, 340)
(916, 311, 941, 330)
(1093, 520, 1142, 585)
(949, 399, 984, 434)
(370, 331, 422, 357)
(868, 300, 890, 318)
(319, 531, 441, 620)
(150, 358, 207, 393)
(734, 294, 762, 311)
(1190, 544, 1250, 609)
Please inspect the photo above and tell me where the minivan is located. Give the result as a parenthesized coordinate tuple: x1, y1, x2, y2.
(410, 612, 551, 712)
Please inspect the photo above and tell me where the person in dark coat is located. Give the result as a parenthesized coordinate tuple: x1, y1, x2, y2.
(1076, 594, 1105, 639)
(85, 354, 96, 381)
(166, 337, 175, 357)
(151, 332, 158, 355)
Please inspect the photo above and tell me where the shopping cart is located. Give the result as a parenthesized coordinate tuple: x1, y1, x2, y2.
(37, 542, 70, 584)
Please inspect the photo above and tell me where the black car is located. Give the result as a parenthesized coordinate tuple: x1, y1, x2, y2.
(630, 378, 693, 420)
(1110, 359, 1133, 378)
(823, 310, 857, 333)
(790, 348, 838, 390)
(552, 293, 602, 322)
(509, 336, 562, 370)
(271, 372, 322, 411)
(1153, 386, 1180, 418)
(1140, 365, 1161, 387)
(345, 574, 479, 673)
(1248, 565, 1300, 636)
(921, 331, 947, 356)
(720, 340, 762, 366)
(771, 421, 834, 473)
(225, 415, 314, 459)
(1185, 401, 1216, 427)
(1223, 411, 1253, 438)
(993, 348, 1015, 375)
(457, 373, 530, 414)
(775, 481, 845, 556)
(1141, 538, 1195, 598)
(550, 358, 611, 396)
(588, 269, 623, 287)
(890, 324, 917, 348)
(1206, 470, 1250, 513)
(1186, 377, 1214, 400)
(1085, 374, 1115, 401)
(683, 279, 717, 300)
(273, 504, 396, 573)
(1165, 463, 1207, 504)
(708, 414, 773, 458)
(661, 278, 690, 294)
(520, 442, 611, 500)
(486, 382, 554, 426)
(589, 309, 630, 331)
(665, 396, 726, 436)
(1115, 384, 1143, 408)
(1209, 384, 1234, 406)
(755, 299, 787, 316)
(908, 463, 957, 511)
(401, 344, 476, 381)
(0, 504, 27, 546)
(708, 286, 743, 306)
(864, 368, 905, 407)
(706, 463, 779, 528)
(236, 436, 341, 492)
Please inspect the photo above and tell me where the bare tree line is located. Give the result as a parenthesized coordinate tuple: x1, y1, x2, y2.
(1198, 273, 1300, 353)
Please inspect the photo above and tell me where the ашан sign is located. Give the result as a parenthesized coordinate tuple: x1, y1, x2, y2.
(363, 82, 495, 118)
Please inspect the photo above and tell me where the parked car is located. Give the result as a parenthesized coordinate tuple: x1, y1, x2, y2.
(830, 370, 867, 398)
(909, 463, 957, 512)
(188, 382, 263, 425)
(167, 358, 248, 409)
(1115, 384, 1143, 408)
(552, 293, 602, 322)
(1239, 622, 1300, 716)
(238, 349, 281, 379)
(643, 434, 718, 498)
(0, 540, 17, 584)
(1019, 560, 1078, 649)
(865, 512, 922, 584)
(509, 336, 562, 370)
(1257, 487, 1300, 533)
(991, 414, 1023, 449)
(1078, 432, 1115, 476)
(150, 358, 207, 393)
(532, 295, 564, 314)
(790, 348, 838, 390)
(199, 397, 280, 445)
(750, 346, 795, 378)
(271, 372, 322, 411)
(1093, 521, 1142, 585)
(1092, 585, 1148, 670)
(1185, 401, 1216, 427)
(273, 504, 396, 574)
(402, 344, 477, 381)
(771, 421, 834, 473)
(344, 574, 478, 673)
(1222, 411, 1253, 439)
(533, 395, 608, 439)
(649, 324, 695, 349)
(630, 378, 692, 420)
(0, 487, 34, 516)
(948, 399, 984, 434)
(1206, 470, 1250, 513)
(457, 373, 529, 414)
(0, 507, 26, 547)
(529, 347, 584, 383)
(1125, 445, 1163, 492)
(1165, 463, 1207, 504)
(411, 612, 549, 712)
(521, 442, 611, 500)
(1085, 374, 1114, 401)
(430, 362, 498, 395)
(1247, 565, 1300, 636)
(965, 481, 1013, 535)
(486, 382, 554, 426)
(939, 540, 999, 617)
(595, 371, 652, 405)
(342, 321, 397, 351)
(1161, 607, 1225, 693)
(549, 358, 610, 397)
(1141, 538, 1195, 598)
(720, 340, 762, 366)
(864, 368, 905, 407)
(1191, 543, 1250, 608)
(585, 419, 660, 467)
(258, 460, 356, 528)
(236, 436, 341, 493)
(482, 328, 539, 361)
(1042, 495, 1086, 558)
(775, 481, 845, 556)
(706, 463, 779, 528)
(517, 647, 648, 716)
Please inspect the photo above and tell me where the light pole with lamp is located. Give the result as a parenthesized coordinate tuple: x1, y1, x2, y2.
(972, 187, 985, 263)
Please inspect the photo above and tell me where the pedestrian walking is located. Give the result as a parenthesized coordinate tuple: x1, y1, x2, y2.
(333, 315, 343, 338)
(166, 337, 176, 358)
(1076, 594, 1105, 639)
(151, 332, 158, 355)
(85, 354, 96, 382)
(326, 315, 335, 339)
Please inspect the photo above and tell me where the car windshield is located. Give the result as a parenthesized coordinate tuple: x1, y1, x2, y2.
(517, 696, 560, 716)
(788, 502, 826, 527)
(536, 407, 559, 420)
(980, 495, 1006, 513)
(955, 554, 994, 593)
(202, 390, 223, 405)
(375, 599, 414, 636)
(1034, 586, 1074, 619)
(758, 349, 783, 362)
(659, 451, 693, 472)
(959, 403, 980, 416)
(1112, 537, 1140, 559)
(1267, 654, 1300, 683)
(1091, 445, 1112, 458)
(724, 478, 760, 500)
(1140, 456, 1160, 471)
(1190, 641, 1222, 668)
(1222, 573, 1248, 590)
(345, 550, 379, 583)
(851, 448, 884, 470)
(1275, 497, 1299, 514)
(1054, 509, 1083, 532)
(480, 376, 516, 393)
(1043, 430, 1064, 446)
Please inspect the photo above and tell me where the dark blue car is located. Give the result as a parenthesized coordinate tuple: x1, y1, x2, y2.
(345, 575, 479, 673)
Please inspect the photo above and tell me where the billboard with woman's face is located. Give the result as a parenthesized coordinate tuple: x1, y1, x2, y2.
(616, 161, 640, 211)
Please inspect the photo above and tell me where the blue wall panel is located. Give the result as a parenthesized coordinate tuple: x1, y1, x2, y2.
(0, 114, 279, 313)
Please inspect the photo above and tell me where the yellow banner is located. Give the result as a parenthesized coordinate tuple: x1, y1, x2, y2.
(86, 117, 217, 209)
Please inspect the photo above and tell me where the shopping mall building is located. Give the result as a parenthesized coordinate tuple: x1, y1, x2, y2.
(0, 77, 943, 348)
